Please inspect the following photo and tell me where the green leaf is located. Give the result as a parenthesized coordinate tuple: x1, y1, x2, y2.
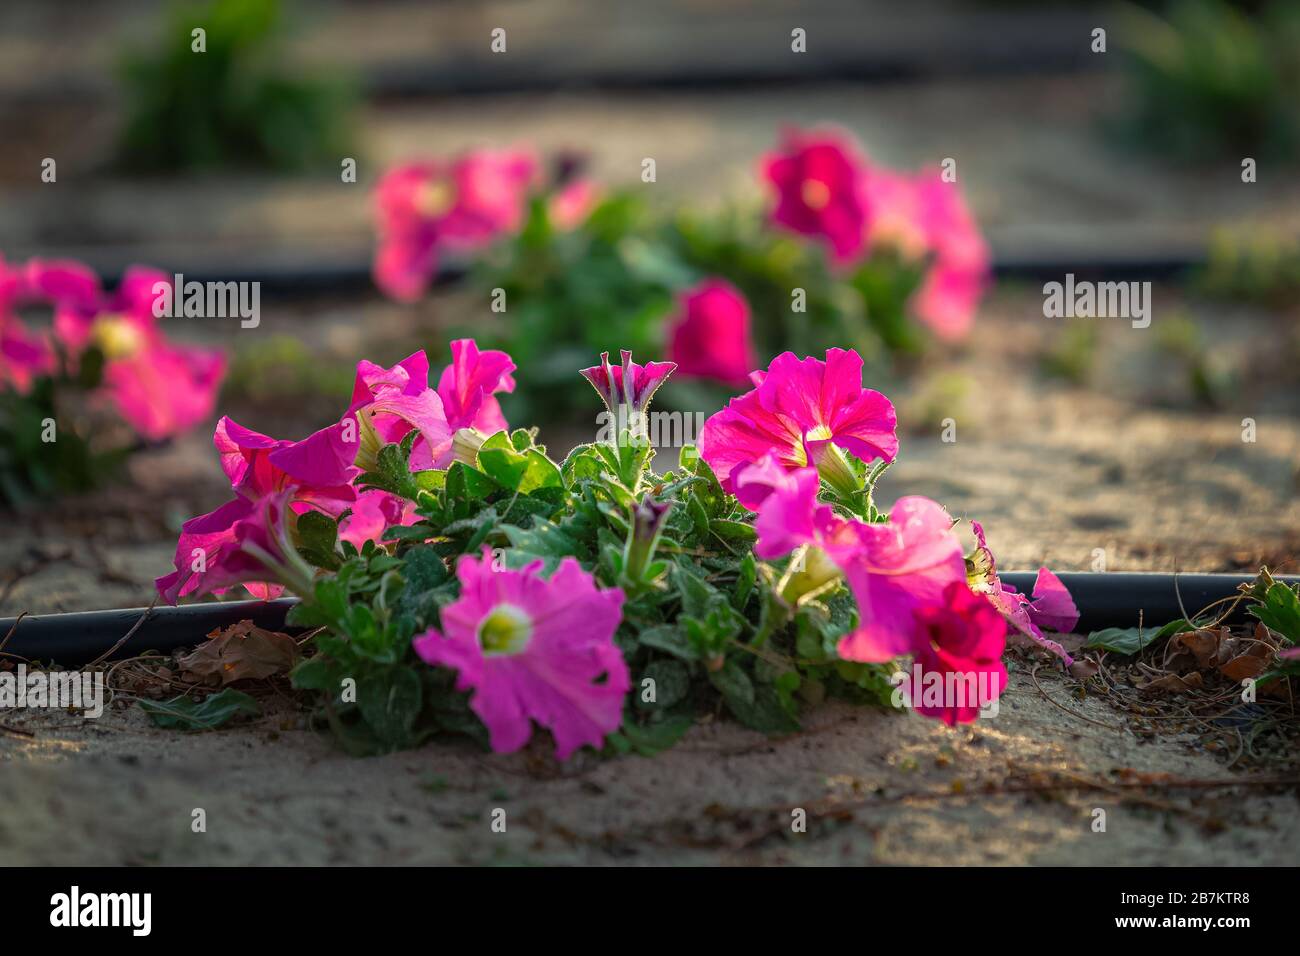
(637, 624, 698, 661)
(611, 715, 694, 756)
(501, 519, 583, 572)
(290, 656, 338, 693)
(637, 659, 691, 710)
(477, 430, 563, 494)
(296, 509, 341, 570)
(723, 684, 801, 734)
(708, 660, 754, 708)
(1249, 581, 1300, 645)
(357, 667, 423, 749)
(1083, 618, 1194, 655)
(139, 688, 261, 731)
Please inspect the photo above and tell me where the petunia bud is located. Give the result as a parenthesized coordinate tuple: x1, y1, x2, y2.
(451, 426, 488, 467)
(580, 349, 676, 417)
(624, 494, 672, 586)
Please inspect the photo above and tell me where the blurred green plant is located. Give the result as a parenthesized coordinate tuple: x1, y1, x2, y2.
(1197, 226, 1300, 306)
(224, 335, 354, 403)
(467, 190, 926, 423)
(1117, 0, 1300, 159)
(1040, 323, 1100, 384)
(0, 351, 132, 508)
(1154, 313, 1235, 406)
(116, 0, 355, 173)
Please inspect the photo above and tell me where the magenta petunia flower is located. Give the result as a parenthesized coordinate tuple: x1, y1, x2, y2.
(761, 128, 870, 263)
(372, 150, 539, 302)
(666, 279, 758, 387)
(834, 496, 967, 663)
(862, 167, 990, 340)
(903, 580, 1008, 726)
(156, 418, 359, 604)
(413, 551, 629, 760)
(580, 349, 676, 415)
(970, 522, 1078, 664)
(698, 347, 897, 493)
(435, 338, 516, 435)
(0, 317, 55, 395)
(1, 261, 56, 394)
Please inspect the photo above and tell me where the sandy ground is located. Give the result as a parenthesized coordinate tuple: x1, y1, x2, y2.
(2, 288, 1298, 866)
(3, 667, 1297, 866)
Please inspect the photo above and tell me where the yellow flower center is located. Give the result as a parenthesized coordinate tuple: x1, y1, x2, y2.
(92, 314, 146, 360)
(416, 179, 456, 218)
(477, 604, 532, 656)
(801, 179, 831, 211)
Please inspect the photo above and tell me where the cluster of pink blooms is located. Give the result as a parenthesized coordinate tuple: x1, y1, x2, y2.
(159, 339, 1073, 751)
(156, 338, 631, 759)
(761, 127, 991, 340)
(0, 256, 225, 440)
(372, 148, 597, 302)
(701, 347, 1077, 724)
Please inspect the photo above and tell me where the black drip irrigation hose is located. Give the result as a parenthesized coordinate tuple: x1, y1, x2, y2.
(1, 573, 1294, 667)
(79, 252, 1198, 301)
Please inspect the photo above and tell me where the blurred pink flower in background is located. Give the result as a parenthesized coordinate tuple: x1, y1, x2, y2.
(666, 279, 757, 387)
(761, 128, 870, 263)
(699, 347, 897, 493)
(16, 261, 226, 440)
(549, 178, 599, 230)
(0, 257, 56, 393)
(372, 149, 539, 301)
(862, 167, 991, 340)
(413, 550, 629, 760)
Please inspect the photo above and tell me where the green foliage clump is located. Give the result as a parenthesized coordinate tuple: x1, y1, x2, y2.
(116, 0, 355, 173)
(283, 428, 897, 756)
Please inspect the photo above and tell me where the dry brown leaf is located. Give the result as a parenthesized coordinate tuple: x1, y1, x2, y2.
(1142, 671, 1204, 695)
(178, 620, 300, 685)
(1164, 627, 1227, 671)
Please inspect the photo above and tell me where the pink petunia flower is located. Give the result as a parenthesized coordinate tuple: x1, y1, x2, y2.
(834, 496, 967, 664)
(155, 417, 358, 604)
(862, 167, 990, 340)
(372, 150, 539, 302)
(969, 521, 1078, 664)
(549, 178, 599, 230)
(761, 128, 870, 263)
(338, 488, 419, 548)
(732, 454, 846, 561)
(23, 261, 226, 441)
(412, 551, 629, 760)
(666, 279, 758, 387)
(901, 580, 1008, 726)
(698, 347, 897, 494)
(580, 349, 676, 415)
(435, 338, 516, 435)
(347, 350, 453, 471)
(347, 341, 514, 471)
